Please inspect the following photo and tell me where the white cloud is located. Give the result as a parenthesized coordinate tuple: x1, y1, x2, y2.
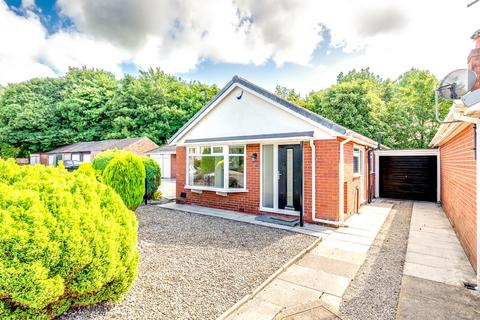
(0, 0, 479, 93)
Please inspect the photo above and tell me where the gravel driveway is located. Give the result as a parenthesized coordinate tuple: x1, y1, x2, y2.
(62, 206, 314, 320)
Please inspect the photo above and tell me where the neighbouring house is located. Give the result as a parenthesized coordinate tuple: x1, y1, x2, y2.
(168, 76, 381, 225)
(430, 30, 480, 273)
(30, 137, 158, 166)
(146, 145, 176, 178)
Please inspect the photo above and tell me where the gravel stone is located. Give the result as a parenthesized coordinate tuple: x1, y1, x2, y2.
(62, 206, 314, 320)
(339, 201, 413, 320)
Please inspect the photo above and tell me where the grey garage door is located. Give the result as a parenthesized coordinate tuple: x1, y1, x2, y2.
(379, 156, 437, 202)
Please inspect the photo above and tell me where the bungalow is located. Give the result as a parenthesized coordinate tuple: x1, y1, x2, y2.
(168, 76, 381, 225)
(31, 137, 158, 166)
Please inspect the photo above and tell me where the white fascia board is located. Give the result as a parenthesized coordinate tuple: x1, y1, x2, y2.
(376, 149, 439, 156)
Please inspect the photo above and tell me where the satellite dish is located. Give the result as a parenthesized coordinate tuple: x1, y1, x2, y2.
(461, 89, 480, 107)
(437, 69, 477, 100)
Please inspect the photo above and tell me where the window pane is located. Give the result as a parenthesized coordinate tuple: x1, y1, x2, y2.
(213, 146, 223, 154)
(188, 147, 197, 154)
(229, 156, 244, 188)
(189, 156, 224, 188)
(229, 146, 244, 154)
(200, 146, 211, 154)
(353, 155, 359, 174)
(286, 148, 294, 207)
(262, 145, 274, 208)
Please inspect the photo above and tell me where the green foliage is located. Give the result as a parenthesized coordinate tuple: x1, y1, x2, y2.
(306, 68, 449, 148)
(274, 85, 305, 107)
(380, 69, 450, 148)
(0, 67, 218, 158)
(92, 149, 129, 173)
(142, 157, 161, 199)
(103, 153, 146, 210)
(0, 159, 138, 319)
(152, 190, 162, 200)
(307, 79, 385, 140)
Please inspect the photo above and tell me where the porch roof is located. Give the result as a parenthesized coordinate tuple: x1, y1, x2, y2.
(183, 131, 314, 144)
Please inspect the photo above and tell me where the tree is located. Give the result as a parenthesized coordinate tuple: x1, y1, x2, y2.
(381, 69, 450, 148)
(57, 67, 117, 142)
(306, 79, 385, 140)
(0, 77, 65, 156)
(274, 85, 305, 107)
(106, 69, 218, 144)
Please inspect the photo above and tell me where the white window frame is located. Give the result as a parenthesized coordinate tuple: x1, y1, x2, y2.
(353, 147, 362, 177)
(185, 144, 247, 192)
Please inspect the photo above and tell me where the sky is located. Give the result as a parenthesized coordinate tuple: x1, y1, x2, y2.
(1, 0, 480, 94)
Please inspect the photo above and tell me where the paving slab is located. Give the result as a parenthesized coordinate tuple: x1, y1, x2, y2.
(406, 251, 473, 271)
(321, 238, 371, 254)
(275, 299, 341, 320)
(296, 254, 360, 279)
(278, 264, 351, 297)
(220, 200, 393, 320)
(310, 243, 367, 265)
(227, 297, 283, 320)
(255, 279, 322, 308)
(397, 275, 480, 320)
(403, 261, 475, 286)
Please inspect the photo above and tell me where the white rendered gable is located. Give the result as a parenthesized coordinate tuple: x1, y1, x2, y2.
(176, 86, 334, 144)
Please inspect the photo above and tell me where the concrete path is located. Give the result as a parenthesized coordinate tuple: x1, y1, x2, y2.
(159, 202, 334, 238)
(397, 202, 480, 319)
(219, 201, 393, 320)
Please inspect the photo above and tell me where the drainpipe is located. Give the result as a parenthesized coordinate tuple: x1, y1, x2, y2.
(339, 136, 353, 224)
(309, 139, 344, 226)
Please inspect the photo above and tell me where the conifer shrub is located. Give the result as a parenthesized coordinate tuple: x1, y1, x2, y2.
(91, 149, 129, 173)
(103, 153, 145, 210)
(142, 157, 161, 199)
(0, 159, 139, 319)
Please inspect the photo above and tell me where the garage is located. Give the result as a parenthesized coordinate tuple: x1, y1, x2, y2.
(375, 149, 439, 202)
(146, 145, 177, 178)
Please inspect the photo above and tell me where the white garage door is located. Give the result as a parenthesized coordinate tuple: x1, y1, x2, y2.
(151, 154, 171, 178)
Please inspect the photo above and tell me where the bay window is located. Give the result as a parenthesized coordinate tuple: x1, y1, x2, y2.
(187, 145, 246, 191)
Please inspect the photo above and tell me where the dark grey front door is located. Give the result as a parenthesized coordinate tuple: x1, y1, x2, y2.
(278, 144, 302, 211)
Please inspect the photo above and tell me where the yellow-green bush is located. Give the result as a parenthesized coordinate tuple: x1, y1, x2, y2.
(103, 153, 145, 210)
(91, 149, 129, 173)
(142, 157, 161, 199)
(0, 159, 139, 319)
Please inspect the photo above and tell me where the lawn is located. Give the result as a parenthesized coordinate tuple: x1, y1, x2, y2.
(62, 206, 315, 320)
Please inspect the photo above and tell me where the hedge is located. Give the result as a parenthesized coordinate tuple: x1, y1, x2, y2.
(103, 153, 145, 210)
(0, 159, 139, 319)
(142, 157, 161, 199)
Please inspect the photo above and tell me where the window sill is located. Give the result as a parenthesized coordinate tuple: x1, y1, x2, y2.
(185, 185, 248, 193)
(353, 173, 361, 178)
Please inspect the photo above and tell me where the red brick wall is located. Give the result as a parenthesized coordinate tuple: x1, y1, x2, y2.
(176, 139, 372, 225)
(314, 139, 340, 221)
(176, 145, 261, 213)
(440, 124, 477, 269)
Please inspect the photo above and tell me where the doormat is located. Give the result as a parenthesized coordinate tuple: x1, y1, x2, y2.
(255, 214, 299, 227)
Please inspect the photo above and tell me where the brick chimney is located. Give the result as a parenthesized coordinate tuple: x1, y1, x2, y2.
(468, 29, 480, 91)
